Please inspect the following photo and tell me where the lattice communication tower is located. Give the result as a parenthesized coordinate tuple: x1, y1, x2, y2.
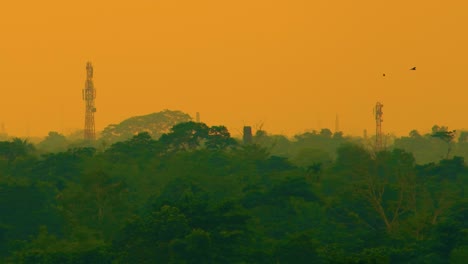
(374, 102, 383, 151)
(83, 62, 96, 140)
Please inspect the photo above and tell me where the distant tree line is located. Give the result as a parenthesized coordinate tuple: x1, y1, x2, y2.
(0, 119, 466, 263)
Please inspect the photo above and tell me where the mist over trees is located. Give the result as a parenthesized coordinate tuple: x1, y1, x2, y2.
(7, 109, 468, 166)
(0, 112, 466, 263)
(99, 109, 192, 144)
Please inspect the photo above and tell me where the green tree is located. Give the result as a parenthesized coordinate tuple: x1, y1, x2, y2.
(458, 131, 468, 143)
(160, 122, 209, 152)
(0, 138, 35, 165)
(291, 148, 332, 169)
(0, 176, 61, 257)
(335, 144, 417, 234)
(37, 131, 68, 153)
(205, 125, 237, 150)
(100, 109, 192, 144)
(57, 170, 129, 240)
(105, 132, 160, 162)
(409, 129, 422, 138)
(319, 128, 332, 138)
(431, 129, 456, 159)
(275, 232, 323, 263)
(170, 228, 213, 264)
(113, 205, 190, 263)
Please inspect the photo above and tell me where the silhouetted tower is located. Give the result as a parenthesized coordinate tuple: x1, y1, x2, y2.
(243, 126, 253, 144)
(196, 112, 200, 123)
(374, 102, 383, 151)
(83, 62, 96, 140)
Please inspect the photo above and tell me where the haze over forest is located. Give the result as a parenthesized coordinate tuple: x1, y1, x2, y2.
(1, 1, 468, 138)
(0, 113, 466, 262)
(1, 1, 468, 263)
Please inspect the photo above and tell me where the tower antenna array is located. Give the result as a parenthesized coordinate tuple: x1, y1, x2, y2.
(83, 62, 96, 140)
(374, 102, 383, 151)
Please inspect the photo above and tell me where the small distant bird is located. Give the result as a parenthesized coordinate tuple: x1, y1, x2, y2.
(383, 73, 386, 77)
(410, 67, 416, 70)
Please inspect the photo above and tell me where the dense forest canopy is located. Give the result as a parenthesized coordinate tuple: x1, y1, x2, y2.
(0, 117, 466, 263)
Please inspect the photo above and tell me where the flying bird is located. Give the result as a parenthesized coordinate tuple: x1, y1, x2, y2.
(410, 67, 416, 70)
(383, 73, 386, 77)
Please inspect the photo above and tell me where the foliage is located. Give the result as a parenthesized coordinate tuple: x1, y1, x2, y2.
(431, 129, 456, 159)
(0, 123, 466, 263)
(37, 131, 68, 153)
(100, 109, 192, 144)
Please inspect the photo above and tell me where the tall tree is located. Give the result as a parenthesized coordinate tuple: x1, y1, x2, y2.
(205, 126, 237, 150)
(159, 122, 209, 152)
(431, 129, 456, 159)
(37, 131, 68, 153)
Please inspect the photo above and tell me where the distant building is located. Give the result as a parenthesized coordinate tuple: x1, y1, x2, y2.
(243, 126, 253, 144)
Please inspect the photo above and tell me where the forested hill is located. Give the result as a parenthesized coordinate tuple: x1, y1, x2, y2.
(99, 109, 192, 144)
(0, 122, 466, 263)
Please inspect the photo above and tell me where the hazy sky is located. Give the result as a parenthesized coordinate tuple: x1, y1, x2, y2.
(1, 0, 467, 138)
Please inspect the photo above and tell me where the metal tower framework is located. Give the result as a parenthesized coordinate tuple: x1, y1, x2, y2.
(374, 102, 383, 151)
(83, 62, 96, 140)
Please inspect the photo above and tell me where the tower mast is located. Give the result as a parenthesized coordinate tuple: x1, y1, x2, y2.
(374, 102, 383, 151)
(83, 62, 96, 140)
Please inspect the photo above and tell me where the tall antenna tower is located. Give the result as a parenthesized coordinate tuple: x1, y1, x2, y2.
(374, 102, 383, 151)
(83, 62, 96, 140)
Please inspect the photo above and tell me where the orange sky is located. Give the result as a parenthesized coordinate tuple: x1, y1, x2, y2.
(1, 0, 467, 138)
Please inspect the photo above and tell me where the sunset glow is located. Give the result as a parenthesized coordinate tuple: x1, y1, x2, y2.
(1, 0, 467, 138)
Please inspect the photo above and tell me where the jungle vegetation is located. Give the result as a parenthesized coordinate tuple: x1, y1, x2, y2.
(0, 117, 466, 263)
